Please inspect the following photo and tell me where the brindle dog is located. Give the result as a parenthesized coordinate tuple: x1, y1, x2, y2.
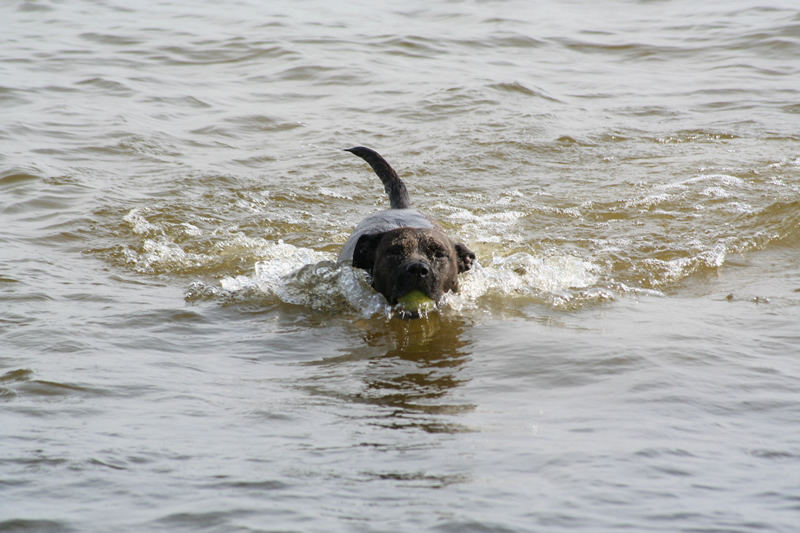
(339, 147, 475, 308)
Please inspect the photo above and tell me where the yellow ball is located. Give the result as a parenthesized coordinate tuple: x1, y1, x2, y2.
(397, 290, 435, 313)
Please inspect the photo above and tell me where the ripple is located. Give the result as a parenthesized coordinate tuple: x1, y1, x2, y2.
(0, 368, 108, 400)
(0, 170, 41, 187)
(488, 33, 545, 48)
(224, 114, 303, 133)
(0, 368, 34, 383)
(79, 32, 144, 47)
(488, 81, 562, 102)
(0, 519, 76, 532)
(17, 379, 106, 397)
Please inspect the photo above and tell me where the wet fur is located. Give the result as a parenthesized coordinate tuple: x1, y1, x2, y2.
(342, 147, 475, 306)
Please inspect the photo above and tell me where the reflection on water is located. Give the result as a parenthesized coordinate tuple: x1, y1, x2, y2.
(302, 315, 475, 432)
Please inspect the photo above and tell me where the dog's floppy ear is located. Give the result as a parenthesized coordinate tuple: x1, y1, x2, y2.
(455, 243, 476, 273)
(352, 233, 384, 272)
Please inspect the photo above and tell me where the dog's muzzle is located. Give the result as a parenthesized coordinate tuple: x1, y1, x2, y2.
(392, 259, 436, 303)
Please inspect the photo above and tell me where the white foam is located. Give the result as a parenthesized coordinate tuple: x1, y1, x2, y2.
(701, 186, 730, 198)
(641, 242, 728, 286)
(625, 192, 671, 209)
(685, 174, 744, 187)
(180, 222, 203, 237)
(126, 238, 209, 273)
(215, 241, 388, 317)
(446, 208, 526, 225)
(221, 240, 331, 289)
(441, 252, 601, 312)
(200, 240, 606, 316)
(123, 208, 163, 236)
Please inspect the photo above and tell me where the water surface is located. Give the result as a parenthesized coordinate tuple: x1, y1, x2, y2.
(2, 0, 800, 531)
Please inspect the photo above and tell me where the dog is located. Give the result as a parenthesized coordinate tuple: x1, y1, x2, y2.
(339, 147, 475, 309)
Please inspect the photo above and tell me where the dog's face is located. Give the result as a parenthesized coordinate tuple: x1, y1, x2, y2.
(352, 227, 475, 305)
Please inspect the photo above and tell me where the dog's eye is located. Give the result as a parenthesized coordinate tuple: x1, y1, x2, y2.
(386, 246, 403, 256)
(433, 248, 448, 260)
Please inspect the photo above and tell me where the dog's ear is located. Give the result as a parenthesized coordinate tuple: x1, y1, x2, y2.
(352, 233, 384, 272)
(455, 243, 476, 273)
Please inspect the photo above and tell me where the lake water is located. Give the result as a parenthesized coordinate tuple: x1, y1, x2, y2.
(2, 0, 800, 531)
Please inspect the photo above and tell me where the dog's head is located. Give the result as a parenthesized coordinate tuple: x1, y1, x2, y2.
(352, 227, 475, 305)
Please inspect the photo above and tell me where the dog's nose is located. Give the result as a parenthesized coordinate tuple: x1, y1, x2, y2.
(406, 261, 430, 278)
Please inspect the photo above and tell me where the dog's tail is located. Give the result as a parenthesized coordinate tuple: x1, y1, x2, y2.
(344, 147, 410, 209)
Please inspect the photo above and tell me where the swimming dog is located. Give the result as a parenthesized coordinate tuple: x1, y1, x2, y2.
(339, 147, 475, 309)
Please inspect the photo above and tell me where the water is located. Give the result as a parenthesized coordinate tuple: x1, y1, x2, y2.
(2, 0, 800, 531)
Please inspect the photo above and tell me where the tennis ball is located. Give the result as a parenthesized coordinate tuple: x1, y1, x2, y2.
(396, 290, 435, 314)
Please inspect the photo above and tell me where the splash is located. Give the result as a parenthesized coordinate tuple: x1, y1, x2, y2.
(442, 252, 606, 311)
(117, 179, 800, 317)
(189, 239, 609, 317)
(188, 240, 389, 317)
(641, 242, 728, 287)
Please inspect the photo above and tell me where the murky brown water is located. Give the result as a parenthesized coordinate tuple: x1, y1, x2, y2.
(2, 0, 800, 531)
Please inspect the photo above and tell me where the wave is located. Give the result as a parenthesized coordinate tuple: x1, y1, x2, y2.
(185, 238, 613, 318)
(104, 163, 799, 317)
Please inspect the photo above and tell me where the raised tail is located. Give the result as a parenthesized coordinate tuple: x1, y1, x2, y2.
(344, 147, 410, 209)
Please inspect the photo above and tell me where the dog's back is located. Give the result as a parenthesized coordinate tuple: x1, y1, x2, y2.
(338, 208, 435, 262)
